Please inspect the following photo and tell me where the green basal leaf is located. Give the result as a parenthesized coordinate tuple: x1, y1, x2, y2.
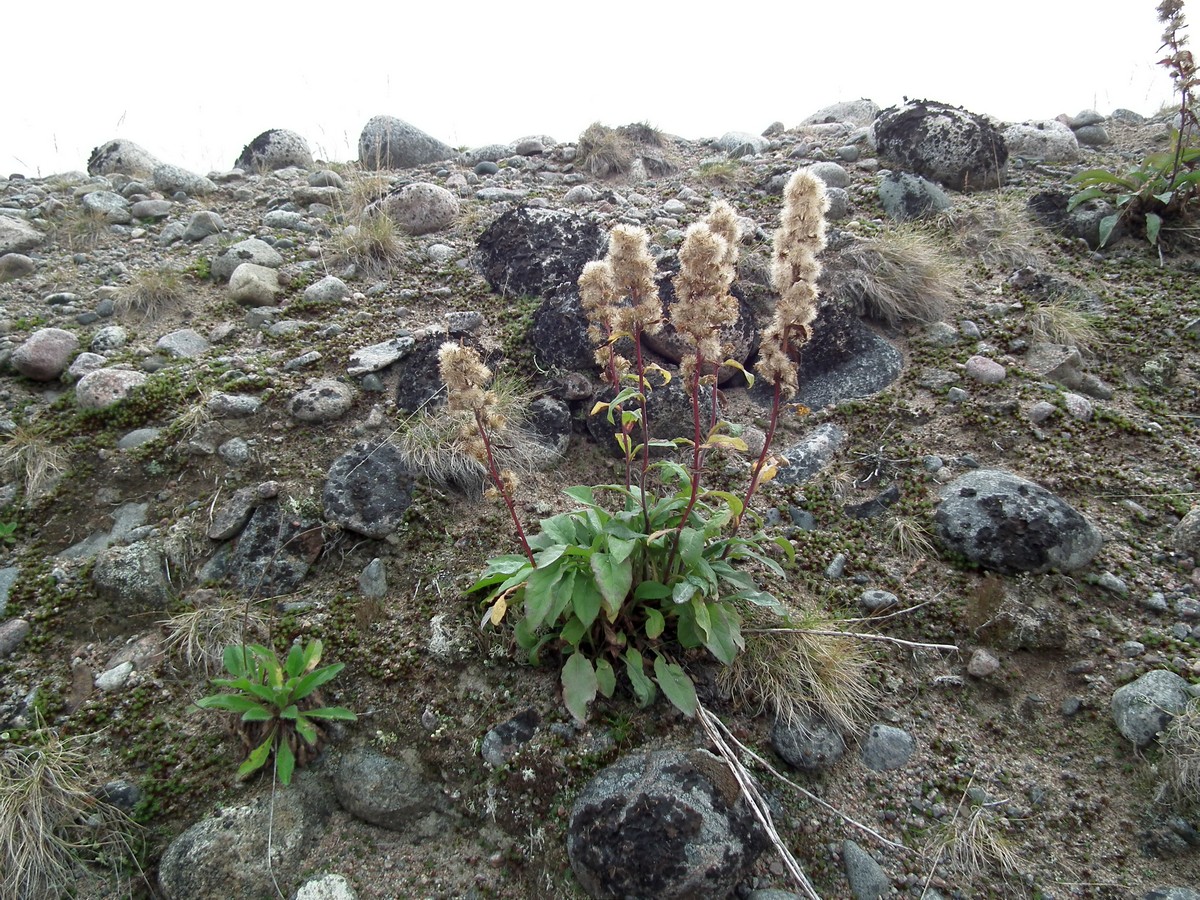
(1146, 211, 1163, 245)
(242, 706, 274, 722)
(605, 535, 638, 565)
(633, 580, 672, 601)
(590, 552, 633, 616)
(548, 568, 576, 624)
(653, 656, 697, 718)
(572, 576, 602, 629)
(1154, 190, 1175, 205)
(467, 562, 532, 595)
(644, 607, 666, 640)
(702, 490, 743, 517)
(614, 432, 633, 457)
(300, 639, 323, 674)
(1097, 213, 1119, 248)
(1068, 168, 1136, 188)
(275, 738, 295, 785)
(223, 645, 250, 677)
(672, 580, 697, 606)
(624, 648, 656, 708)
(595, 659, 616, 698)
(523, 561, 566, 631)
(562, 652, 597, 724)
(539, 514, 580, 546)
(773, 535, 796, 565)
(291, 662, 346, 701)
(194, 693, 268, 716)
(294, 716, 318, 745)
(514, 618, 540, 650)
(677, 527, 704, 568)
(238, 730, 275, 779)
(534, 544, 569, 568)
(303, 706, 357, 721)
(560, 615, 588, 647)
(690, 597, 712, 642)
(563, 485, 597, 506)
(703, 602, 742, 665)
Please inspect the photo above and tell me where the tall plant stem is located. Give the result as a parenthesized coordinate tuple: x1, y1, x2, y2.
(632, 328, 652, 526)
(735, 378, 783, 535)
(475, 409, 534, 563)
(665, 353, 707, 577)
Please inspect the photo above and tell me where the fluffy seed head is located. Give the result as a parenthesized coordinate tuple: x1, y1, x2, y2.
(608, 224, 662, 335)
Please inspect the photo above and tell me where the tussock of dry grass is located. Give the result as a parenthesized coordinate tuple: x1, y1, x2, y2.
(1026, 295, 1104, 354)
(162, 592, 269, 674)
(49, 207, 108, 252)
(0, 731, 138, 898)
(1159, 698, 1200, 809)
(935, 198, 1041, 270)
(827, 228, 963, 327)
(330, 212, 407, 278)
(719, 611, 878, 736)
(115, 267, 186, 322)
(889, 514, 937, 559)
(924, 798, 1022, 886)
(1, 424, 67, 503)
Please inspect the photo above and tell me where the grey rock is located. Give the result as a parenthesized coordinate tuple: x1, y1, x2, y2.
(95, 661, 134, 691)
(289, 379, 355, 423)
(1171, 506, 1200, 557)
(934, 469, 1102, 574)
(774, 424, 846, 485)
(308, 169, 346, 189)
(117, 427, 161, 449)
(333, 745, 448, 837)
(235, 129, 313, 171)
(586, 373, 713, 457)
(304, 275, 349, 305)
(81, 190, 132, 224)
(323, 442, 418, 539)
(0, 567, 20, 617)
(347, 335, 415, 376)
(227, 499, 321, 598)
(130, 199, 172, 220)
(75, 368, 147, 409)
(807, 161, 851, 188)
(802, 100, 881, 126)
(860, 723, 915, 771)
(206, 392, 261, 418)
(877, 171, 951, 220)
(358, 115, 455, 170)
(825, 553, 847, 579)
(481, 708, 540, 768)
(381, 182, 459, 235)
(858, 590, 898, 612)
(294, 874, 359, 900)
(152, 164, 216, 196)
(218, 437, 250, 465)
(228, 263, 280, 306)
(0, 217, 44, 255)
(12, 327, 79, 381)
(1074, 124, 1112, 146)
(1003, 120, 1080, 162)
(183, 210, 225, 242)
(825, 186, 851, 220)
(92, 543, 172, 618)
(155, 329, 210, 359)
(567, 750, 768, 900)
(358, 558, 387, 598)
(158, 775, 328, 900)
(212, 238, 284, 282)
(90, 325, 128, 353)
(1111, 669, 1191, 748)
(0, 252, 36, 279)
(207, 487, 258, 540)
(843, 839, 890, 900)
(965, 355, 1006, 383)
(874, 99, 1008, 191)
(0, 618, 30, 658)
(967, 648, 1000, 678)
(771, 713, 846, 771)
(465, 144, 514, 165)
(1144, 890, 1200, 900)
(716, 132, 769, 156)
(87, 139, 162, 179)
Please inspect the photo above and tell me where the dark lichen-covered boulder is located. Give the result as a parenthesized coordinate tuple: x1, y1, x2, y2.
(874, 99, 1008, 191)
(323, 442, 417, 539)
(228, 499, 323, 598)
(934, 469, 1102, 574)
(477, 206, 606, 301)
(234, 128, 313, 172)
(567, 749, 768, 899)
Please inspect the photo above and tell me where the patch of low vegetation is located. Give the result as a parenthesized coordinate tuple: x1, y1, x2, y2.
(577, 121, 666, 178)
(115, 267, 187, 322)
(329, 211, 407, 278)
(0, 421, 68, 504)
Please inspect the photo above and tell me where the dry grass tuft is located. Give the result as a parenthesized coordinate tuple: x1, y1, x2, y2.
(0, 730, 139, 898)
(578, 122, 635, 178)
(162, 591, 269, 674)
(49, 207, 108, 252)
(1, 424, 68, 504)
(1159, 697, 1200, 809)
(889, 514, 937, 559)
(935, 198, 1040, 270)
(924, 795, 1022, 886)
(1026, 294, 1104, 354)
(826, 227, 963, 327)
(392, 374, 554, 495)
(719, 611, 878, 736)
(695, 159, 745, 186)
(115, 267, 187, 322)
(330, 212, 407, 278)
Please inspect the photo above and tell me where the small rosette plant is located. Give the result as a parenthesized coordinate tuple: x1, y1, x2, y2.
(194, 639, 356, 784)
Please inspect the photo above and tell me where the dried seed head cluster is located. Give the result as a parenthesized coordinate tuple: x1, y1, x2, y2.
(438, 342, 512, 480)
(578, 225, 662, 383)
(759, 169, 830, 398)
(672, 203, 741, 383)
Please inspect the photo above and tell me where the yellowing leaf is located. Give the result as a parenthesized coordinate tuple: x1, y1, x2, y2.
(705, 434, 748, 452)
(590, 401, 611, 417)
(489, 596, 508, 626)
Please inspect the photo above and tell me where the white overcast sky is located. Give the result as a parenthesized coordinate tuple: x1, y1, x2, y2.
(6, 0, 1175, 177)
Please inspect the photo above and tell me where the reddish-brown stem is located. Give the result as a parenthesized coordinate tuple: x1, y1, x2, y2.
(665, 351, 707, 577)
(632, 327, 652, 525)
(733, 378, 783, 537)
(475, 408, 534, 563)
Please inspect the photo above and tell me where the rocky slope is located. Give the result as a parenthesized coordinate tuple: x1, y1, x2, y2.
(0, 104, 1198, 899)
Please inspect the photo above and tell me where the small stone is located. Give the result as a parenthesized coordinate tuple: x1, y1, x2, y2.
(1027, 400, 1057, 424)
(75, 368, 147, 409)
(1094, 572, 1129, 596)
(0, 618, 31, 657)
(965, 355, 1006, 384)
(183, 210, 226, 242)
(860, 723, 915, 771)
(858, 590, 898, 612)
(967, 648, 1000, 678)
(12, 328, 79, 381)
(304, 276, 349, 305)
(825, 553, 847, 580)
(95, 661, 134, 691)
(156, 329, 210, 359)
(842, 839, 890, 900)
(1141, 592, 1169, 614)
(218, 438, 250, 465)
(289, 379, 355, 424)
(359, 558, 387, 599)
(207, 393, 261, 418)
(1062, 392, 1093, 420)
(1176, 598, 1200, 619)
(947, 387, 969, 403)
(228, 263, 280, 306)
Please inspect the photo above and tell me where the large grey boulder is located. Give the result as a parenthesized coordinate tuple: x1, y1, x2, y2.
(152, 164, 217, 196)
(11, 328, 78, 381)
(92, 542, 172, 618)
(567, 750, 768, 899)
(877, 171, 951, 221)
(380, 182, 459, 235)
(158, 774, 329, 900)
(358, 115, 455, 170)
(1003, 120, 1080, 163)
(0, 216, 44, 255)
(226, 500, 322, 598)
(323, 442, 418, 539)
(75, 368, 147, 409)
(332, 745, 450, 839)
(235, 128, 313, 171)
(934, 469, 1102, 574)
(1111, 669, 1192, 748)
(802, 99, 880, 127)
(874, 99, 1008, 191)
(87, 139, 163, 179)
(212, 238, 285, 282)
